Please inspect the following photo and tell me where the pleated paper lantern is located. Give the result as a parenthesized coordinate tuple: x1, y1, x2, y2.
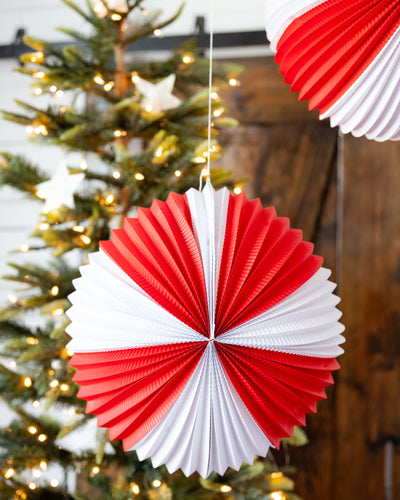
(66, 183, 345, 477)
(265, 0, 400, 141)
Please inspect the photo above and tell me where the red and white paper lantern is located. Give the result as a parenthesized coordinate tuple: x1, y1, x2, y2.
(265, 0, 400, 141)
(67, 183, 344, 477)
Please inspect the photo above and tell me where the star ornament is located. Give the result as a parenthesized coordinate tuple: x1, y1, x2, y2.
(136, 74, 181, 114)
(36, 162, 85, 213)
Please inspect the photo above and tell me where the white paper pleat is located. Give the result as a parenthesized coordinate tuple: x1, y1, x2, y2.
(66, 251, 204, 352)
(218, 268, 344, 357)
(134, 343, 271, 477)
(265, 0, 328, 51)
(187, 184, 230, 338)
(320, 26, 400, 141)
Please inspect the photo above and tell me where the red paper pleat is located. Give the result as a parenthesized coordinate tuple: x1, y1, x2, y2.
(216, 343, 339, 448)
(215, 192, 322, 335)
(70, 342, 206, 447)
(71, 343, 197, 382)
(275, 0, 400, 113)
(101, 192, 209, 337)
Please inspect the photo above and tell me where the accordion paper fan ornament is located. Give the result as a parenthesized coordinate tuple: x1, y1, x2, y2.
(265, 0, 400, 141)
(66, 183, 345, 478)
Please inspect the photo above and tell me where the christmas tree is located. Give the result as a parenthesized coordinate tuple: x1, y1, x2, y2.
(0, 1, 306, 498)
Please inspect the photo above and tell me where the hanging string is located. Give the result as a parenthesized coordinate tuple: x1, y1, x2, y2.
(200, 0, 215, 190)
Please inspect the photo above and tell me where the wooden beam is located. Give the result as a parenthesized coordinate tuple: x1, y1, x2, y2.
(335, 136, 400, 499)
(219, 57, 321, 125)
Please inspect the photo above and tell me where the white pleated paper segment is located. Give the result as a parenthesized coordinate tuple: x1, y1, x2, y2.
(265, 0, 400, 141)
(66, 183, 345, 478)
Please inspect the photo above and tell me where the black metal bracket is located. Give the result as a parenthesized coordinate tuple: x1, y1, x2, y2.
(0, 26, 268, 60)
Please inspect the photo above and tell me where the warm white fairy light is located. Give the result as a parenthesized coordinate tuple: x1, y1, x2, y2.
(8, 294, 18, 304)
(93, 74, 105, 85)
(153, 29, 162, 37)
(111, 13, 122, 21)
(38, 434, 47, 442)
(33, 71, 45, 79)
(174, 170, 182, 177)
(233, 186, 242, 195)
(103, 81, 114, 91)
(194, 156, 207, 164)
(80, 157, 88, 170)
(56, 90, 64, 97)
(30, 52, 43, 63)
(130, 483, 140, 494)
(66, 349, 74, 356)
(28, 483, 37, 490)
(182, 54, 194, 64)
(210, 91, 219, 100)
(52, 308, 64, 316)
(50, 85, 57, 93)
(213, 107, 224, 117)
(50, 479, 59, 488)
(72, 225, 85, 233)
(113, 129, 125, 137)
(112, 171, 121, 179)
(271, 492, 285, 500)
(145, 104, 153, 112)
(51, 285, 59, 296)
(152, 479, 162, 488)
(28, 426, 38, 435)
(34, 87, 43, 95)
(80, 235, 91, 245)
(26, 125, 34, 134)
(50, 380, 59, 388)
(26, 337, 39, 345)
(220, 485, 232, 493)
(92, 466, 100, 475)
(20, 243, 29, 252)
(24, 377, 32, 388)
(32, 469, 41, 478)
(131, 72, 140, 84)
(135, 173, 145, 181)
(271, 472, 284, 479)
(93, 3, 103, 14)
(38, 222, 49, 230)
(40, 461, 47, 471)
(105, 193, 114, 204)
(4, 468, 14, 478)
(8, 360, 17, 368)
(35, 125, 49, 135)
(155, 146, 163, 157)
(32, 400, 40, 408)
(60, 383, 69, 392)
(228, 78, 240, 86)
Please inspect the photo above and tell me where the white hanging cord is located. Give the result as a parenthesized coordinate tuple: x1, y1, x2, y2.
(200, 0, 215, 190)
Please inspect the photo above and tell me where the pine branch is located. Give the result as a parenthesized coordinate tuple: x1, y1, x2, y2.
(0, 153, 48, 197)
(124, 3, 185, 45)
(60, 0, 101, 27)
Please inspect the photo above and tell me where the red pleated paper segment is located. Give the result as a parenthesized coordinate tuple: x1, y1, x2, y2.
(66, 183, 345, 478)
(265, 0, 400, 141)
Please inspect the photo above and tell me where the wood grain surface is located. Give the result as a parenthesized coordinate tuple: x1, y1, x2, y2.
(222, 56, 400, 500)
